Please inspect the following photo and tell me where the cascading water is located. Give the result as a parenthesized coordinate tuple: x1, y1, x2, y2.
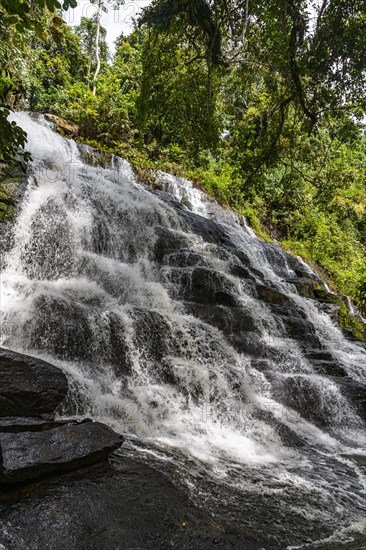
(1, 112, 365, 549)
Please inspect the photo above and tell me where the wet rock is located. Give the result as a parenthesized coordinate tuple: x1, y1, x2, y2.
(230, 264, 252, 280)
(305, 350, 336, 362)
(24, 297, 131, 372)
(336, 378, 366, 422)
(154, 226, 189, 263)
(279, 316, 321, 349)
(26, 294, 95, 363)
(251, 359, 272, 373)
(311, 361, 347, 377)
(166, 250, 207, 268)
(179, 209, 234, 249)
(166, 267, 239, 307)
(231, 251, 265, 280)
(270, 375, 334, 427)
(0, 417, 70, 433)
(256, 285, 290, 306)
(313, 288, 342, 303)
(288, 277, 322, 299)
(0, 457, 250, 550)
(0, 421, 123, 485)
(316, 302, 340, 323)
(254, 409, 305, 448)
(0, 348, 68, 418)
(285, 255, 322, 281)
(266, 303, 306, 319)
(184, 303, 256, 340)
(305, 350, 347, 377)
(44, 114, 79, 136)
(131, 307, 172, 366)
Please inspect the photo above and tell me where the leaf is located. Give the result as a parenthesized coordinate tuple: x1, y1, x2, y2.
(63, 0, 78, 9)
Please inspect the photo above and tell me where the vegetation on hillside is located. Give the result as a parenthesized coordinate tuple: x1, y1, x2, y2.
(0, 0, 365, 314)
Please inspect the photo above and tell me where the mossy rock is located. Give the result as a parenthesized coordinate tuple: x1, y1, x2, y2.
(132, 165, 156, 186)
(81, 150, 113, 169)
(296, 281, 366, 340)
(293, 278, 323, 299)
(180, 196, 192, 210)
(338, 301, 366, 340)
(44, 114, 79, 137)
(313, 288, 342, 304)
(256, 284, 290, 306)
(312, 288, 366, 339)
(0, 172, 20, 224)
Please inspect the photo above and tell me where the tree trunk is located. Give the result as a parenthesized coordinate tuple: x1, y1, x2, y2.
(92, 0, 102, 95)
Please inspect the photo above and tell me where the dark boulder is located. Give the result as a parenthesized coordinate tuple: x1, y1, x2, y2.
(287, 277, 322, 299)
(335, 378, 366, 423)
(165, 267, 239, 307)
(184, 303, 257, 346)
(305, 350, 347, 377)
(270, 375, 333, 427)
(279, 316, 321, 349)
(311, 360, 347, 377)
(230, 263, 251, 280)
(165, 249, 207, 268)
(153, 226, 189, 263)
(0, 348, 68, 418)
(256, 284, 290, 306)
(0, 420, 123, 485)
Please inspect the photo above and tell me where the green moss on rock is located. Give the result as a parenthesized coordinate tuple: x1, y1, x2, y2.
(294, 279, 322, 299)
(338, 301, 366, 340)
(294, 276, 366, 340)
(0, 175, 19, 224)
(180, 196, 192, 210)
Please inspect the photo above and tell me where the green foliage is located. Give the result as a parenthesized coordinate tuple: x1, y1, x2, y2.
(75, 16, 109, 88)
(0, 108, 31, 166)
(356, 273, 366, 317)
(138, 28, 222, 160)
(0, 0, 78, 166)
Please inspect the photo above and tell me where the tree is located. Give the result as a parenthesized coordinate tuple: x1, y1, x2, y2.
(75, 15, 109, 88)
(0, 0, 78, 166)
(88, 0, 124, 94)
(137, 0, 366, 310)
(141, 0, 366, 124)
(137, 27, 222, 159)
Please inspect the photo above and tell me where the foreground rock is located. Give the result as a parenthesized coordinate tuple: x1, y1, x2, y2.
(1, 454, 364, 550)
(0, 348, 124, 487)
(0, 348, 68, 418)
(0, 420, 123, 485)
(0, 457, 257, 550)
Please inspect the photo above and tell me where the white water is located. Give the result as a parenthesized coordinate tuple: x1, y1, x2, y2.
(1, 112, 365, 546)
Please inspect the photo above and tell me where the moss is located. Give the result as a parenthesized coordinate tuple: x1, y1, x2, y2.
(313, 288, 341, 304)
(311, 288, 366, 339)
(0, 174, 19, 224)
(81, 150, 112, 169)
(180, 196, 192, 210)
(338, 301, 366, 339)
(132, 164, 156, 186)
(238, 206, 273, 242)
(294, 279, 322, 299)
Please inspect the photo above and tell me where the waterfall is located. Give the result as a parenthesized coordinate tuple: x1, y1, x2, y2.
(1, 112, 365, 547)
